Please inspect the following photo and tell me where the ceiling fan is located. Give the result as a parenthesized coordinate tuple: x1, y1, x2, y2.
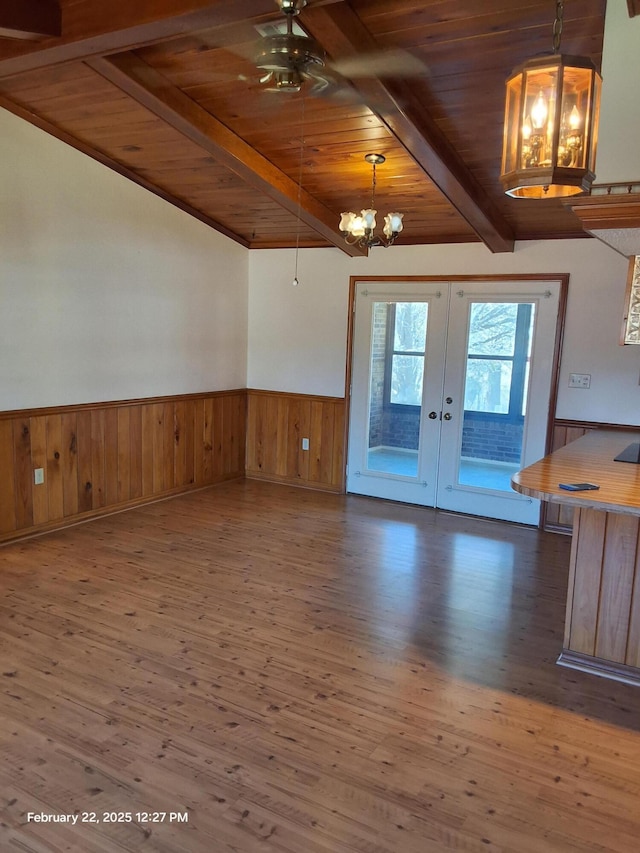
(255, 0, 325, 93)
(254, 0, 428, 95)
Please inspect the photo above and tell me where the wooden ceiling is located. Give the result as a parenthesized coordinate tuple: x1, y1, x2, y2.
(0, 0, 608, 255)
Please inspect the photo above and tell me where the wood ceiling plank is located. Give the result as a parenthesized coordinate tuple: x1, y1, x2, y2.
(0, 91, 249, 246)
(0, 1, 61, 41)
(0, 0, 279, 79)
(300, 2, 514, 254)
(86, 52, 365, 256)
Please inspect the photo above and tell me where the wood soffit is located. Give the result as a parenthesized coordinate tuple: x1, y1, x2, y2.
(0, 1, 610, 253)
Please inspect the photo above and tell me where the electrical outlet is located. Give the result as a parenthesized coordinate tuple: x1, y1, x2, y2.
(34, 468, 45, 485)
(569, 373, 591, 389)
(301, 438, 309, 451)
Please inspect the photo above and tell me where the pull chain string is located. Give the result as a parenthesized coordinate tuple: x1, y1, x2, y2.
(293, 94, 305, 286)
(552, 0, 564, 53)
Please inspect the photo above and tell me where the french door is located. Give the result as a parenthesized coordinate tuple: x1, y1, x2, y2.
(346, 279, 563, 524)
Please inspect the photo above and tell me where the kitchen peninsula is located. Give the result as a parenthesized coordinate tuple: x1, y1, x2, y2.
(512, 429, 640, 686)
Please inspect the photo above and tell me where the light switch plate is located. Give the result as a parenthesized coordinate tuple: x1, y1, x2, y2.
(569, 373, 591, 389)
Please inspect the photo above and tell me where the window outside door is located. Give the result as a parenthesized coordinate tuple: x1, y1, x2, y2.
(347, 280, 563, 524)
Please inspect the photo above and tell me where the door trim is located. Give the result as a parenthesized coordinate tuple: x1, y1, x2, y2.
(344, 274, 569, 526)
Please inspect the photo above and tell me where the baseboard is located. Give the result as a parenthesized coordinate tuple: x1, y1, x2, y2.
(557, 649, 640, 687)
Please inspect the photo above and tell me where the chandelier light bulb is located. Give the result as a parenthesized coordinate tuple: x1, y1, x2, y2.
(531, 90, 548, 129)
(569, 104, 581, 130)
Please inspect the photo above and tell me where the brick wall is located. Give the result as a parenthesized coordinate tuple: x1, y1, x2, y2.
(368, 302, 388, 448)
(461, 414, 523, 463)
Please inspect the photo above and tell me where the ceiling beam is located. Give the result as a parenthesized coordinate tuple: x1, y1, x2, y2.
(0, 0, 278, 79)
(86, 52, 365, 257)
(300, 3, 515, 254)
(0, 1, 61, 41)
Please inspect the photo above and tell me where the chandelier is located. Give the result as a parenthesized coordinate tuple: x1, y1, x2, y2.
(500, 0, 601, 198)
(339, 154, 404, 249)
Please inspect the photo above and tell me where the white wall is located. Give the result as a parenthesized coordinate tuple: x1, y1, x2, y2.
(595, 0, 640, 184)
(248, 240, 640, 424)
(0, 108, 248, 411)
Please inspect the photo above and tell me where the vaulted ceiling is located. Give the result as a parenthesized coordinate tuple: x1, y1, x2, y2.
(0, 1, 608, 256)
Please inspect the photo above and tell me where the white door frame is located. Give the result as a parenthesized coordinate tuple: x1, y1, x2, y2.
(344, 274, 568, 526)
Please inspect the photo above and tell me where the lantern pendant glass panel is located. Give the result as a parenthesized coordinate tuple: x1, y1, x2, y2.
(501, 54, 601, 199)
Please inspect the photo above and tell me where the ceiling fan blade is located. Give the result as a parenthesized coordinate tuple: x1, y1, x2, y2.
(329, 49, 429, 80)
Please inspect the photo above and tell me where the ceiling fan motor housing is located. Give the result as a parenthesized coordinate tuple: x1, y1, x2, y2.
(255, 33, 325, 74)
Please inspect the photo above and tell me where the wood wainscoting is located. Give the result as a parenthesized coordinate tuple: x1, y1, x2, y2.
(246, 390, 346, 492)
(544, 420, 639, 533)
(0, 390, 246, 544)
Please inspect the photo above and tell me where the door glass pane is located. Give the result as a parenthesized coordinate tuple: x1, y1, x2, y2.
(394, 302, 428, 351)
(464, 359, 513, 413)
(390, 355, 424, 405)
(467, 303, 517, 356)
(367, 301, 427, 478)
(458, 301, 535, 491)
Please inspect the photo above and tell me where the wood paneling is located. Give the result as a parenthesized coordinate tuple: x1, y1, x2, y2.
(246, 390, 345, 493)
(0, 390, 246, 544)
(565, 507, 640, 669)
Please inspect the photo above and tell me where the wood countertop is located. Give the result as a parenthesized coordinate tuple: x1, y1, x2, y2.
(512, 429, 640, 516)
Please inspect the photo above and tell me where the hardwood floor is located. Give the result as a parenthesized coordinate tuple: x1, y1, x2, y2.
(1, 480, 639, 853)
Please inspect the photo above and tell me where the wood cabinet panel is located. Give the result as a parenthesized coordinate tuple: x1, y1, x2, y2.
(0, 390, 246, 544)
(565, 506, 640, 669)
(246, 390, 345, 492)
(568, 507, 605, 655)
(595, 513, 638, 663)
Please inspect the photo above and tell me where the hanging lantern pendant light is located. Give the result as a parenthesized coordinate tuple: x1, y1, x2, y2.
(500, 0, 602, 199)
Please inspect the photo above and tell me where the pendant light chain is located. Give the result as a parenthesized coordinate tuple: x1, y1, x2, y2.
(552, 0, 564, 53)
(370, 161, 377, 210)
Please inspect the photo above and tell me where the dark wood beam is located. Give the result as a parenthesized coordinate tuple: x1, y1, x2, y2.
(0, 0, 276, 78)
(0, 1, 61, 41)
(0, 94, 250, 248)
(86, 53, 365, 257)
(300, 3, 515, 254)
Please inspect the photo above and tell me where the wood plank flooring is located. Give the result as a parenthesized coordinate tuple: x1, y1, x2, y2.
(1, 480, 639, 853)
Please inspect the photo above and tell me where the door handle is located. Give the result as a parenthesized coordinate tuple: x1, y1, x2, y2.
(443, 412, 452, 420)
(428, 411, 438, 419)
